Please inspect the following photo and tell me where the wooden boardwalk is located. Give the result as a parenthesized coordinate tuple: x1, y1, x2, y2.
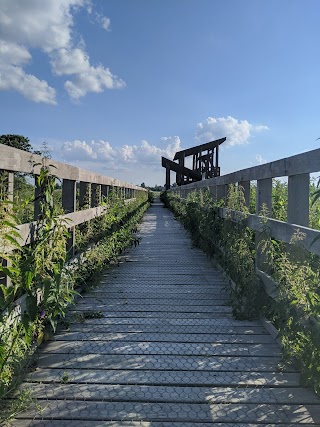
(13, 201, 320, 426)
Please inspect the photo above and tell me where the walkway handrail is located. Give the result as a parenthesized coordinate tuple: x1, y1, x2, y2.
(0, 144, 142, 189)
(0, 145, 147, 255)
(170, 147, 320, 302)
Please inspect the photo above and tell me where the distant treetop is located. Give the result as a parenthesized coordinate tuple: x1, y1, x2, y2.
(0, 134, 33, 152)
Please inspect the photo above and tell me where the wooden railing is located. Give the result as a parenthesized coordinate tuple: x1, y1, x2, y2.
(0, 144, 147, 267)
(170, 147, 320, 298)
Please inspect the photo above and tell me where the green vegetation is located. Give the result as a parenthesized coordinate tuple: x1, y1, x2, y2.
(161, 182, 320, 393)
(0, 155, 149, 422)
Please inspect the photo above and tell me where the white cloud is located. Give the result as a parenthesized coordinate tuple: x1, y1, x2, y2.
(51, 47, 125, 99)
(196, 116, 269, 147)
(51, 48, 89, 76)
(0, 0, 84, 53)
(100, 16, 111, 31)
(64, 64, 125, 100)
(0, 40, 31, 65)
(0, 0, 124, 102)
(61, 136, 182, 168)
(0, 64, 57, 104)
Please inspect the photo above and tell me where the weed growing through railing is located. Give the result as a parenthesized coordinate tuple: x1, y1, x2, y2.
(260, 225, 320, 393)
(0, 160, 72, 403)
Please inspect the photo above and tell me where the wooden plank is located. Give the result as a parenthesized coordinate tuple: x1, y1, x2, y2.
(36, 354, 282, 372)
(40, 340, 281, 356)
(173, 137, 226, 159)
(14, 400, 320, 423)
(11, 421, 319, 427)
(19, 382, 320, 404)
(162, 157, 202, 181)
(288, 173, 309, 226)
(25, 368, 296, 386)
(218, 207, 320, 257)
(51, 331, 275, 344)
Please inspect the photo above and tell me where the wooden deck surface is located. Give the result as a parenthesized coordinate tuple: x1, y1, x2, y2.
(13, 201, 320, 426)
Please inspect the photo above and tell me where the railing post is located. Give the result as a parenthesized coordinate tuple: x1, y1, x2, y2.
(0, 171, 14, 287)
(62, 179, 76, 256)
(165, 166, 170, 190)
(255, 178, 272, 271)
(256, 178, 272, 215)
(288, 173, 309, 226)
(79, 182, 91, 208)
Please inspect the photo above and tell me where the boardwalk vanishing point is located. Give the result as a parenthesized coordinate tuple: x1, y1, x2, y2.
(13, 200, 320, 426)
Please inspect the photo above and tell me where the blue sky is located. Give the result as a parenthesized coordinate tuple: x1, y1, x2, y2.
(1, 0, 320, 186)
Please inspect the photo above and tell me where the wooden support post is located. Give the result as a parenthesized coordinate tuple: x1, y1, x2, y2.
(91, 183, 101, 207)
(256, 178, 272, 215)
(239, 180, 250, 208)
(288, 173, 309, 226)
(166, 166, 170, 190)
(0, 171, 14, 288)
(256, 178, 272, 271)
(62, 179, 76, 256)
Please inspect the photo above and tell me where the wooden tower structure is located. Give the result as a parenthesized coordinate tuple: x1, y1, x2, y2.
(162, 137, 226, 190)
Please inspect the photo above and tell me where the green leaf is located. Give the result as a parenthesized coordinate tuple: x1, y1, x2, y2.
(2, 234, 21, 248)
(2, 220, 19, 230)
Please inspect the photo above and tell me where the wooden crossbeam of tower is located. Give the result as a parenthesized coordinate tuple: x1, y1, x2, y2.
(161, 157, 202, 190)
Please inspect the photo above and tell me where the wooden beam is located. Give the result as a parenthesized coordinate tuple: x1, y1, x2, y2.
(162, 157, 202, 181)
(173, 137, 226, 160)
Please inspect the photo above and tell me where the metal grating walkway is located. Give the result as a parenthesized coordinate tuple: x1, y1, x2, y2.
(13, 201, 320, 426)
